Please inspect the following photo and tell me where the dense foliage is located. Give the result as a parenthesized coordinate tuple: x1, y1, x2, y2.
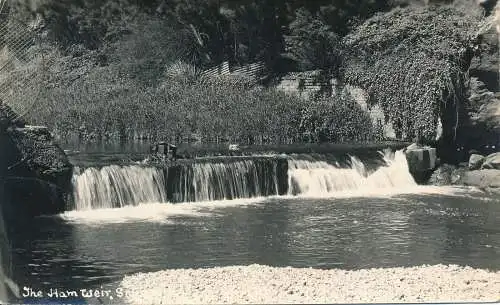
(1, 0, 491, 146)
(284, 8, 342, 73)
(343, 5, 482, 141)
(1, 0, 400, 144)
(6, 54, 376, 144)
(5, 0, 404, 68)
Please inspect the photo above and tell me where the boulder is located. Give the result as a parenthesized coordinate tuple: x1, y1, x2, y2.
(1, 124, 73, 219)
(481, 152, 500, 169)
(468, 154, 485, 170)
(405, 146, 437, 171)
(459, 169, 500, 195)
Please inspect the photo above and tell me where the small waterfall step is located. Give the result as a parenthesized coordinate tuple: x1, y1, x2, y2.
(287, 150, 416, 196)
(69, 149, 417, 211)
(71, 156, 289, 210)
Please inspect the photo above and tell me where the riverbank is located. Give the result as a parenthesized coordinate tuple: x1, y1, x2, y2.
(429, 152, 500, 195)
(120, 264, 500, 304)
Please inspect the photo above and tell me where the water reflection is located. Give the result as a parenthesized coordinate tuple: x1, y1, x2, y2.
(11, 217, 113, 290)
(11, 193, 500, 295)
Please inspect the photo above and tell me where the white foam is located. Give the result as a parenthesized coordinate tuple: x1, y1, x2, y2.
(287, 150, 418, 196)
(59, 197, 268, 225)
(72, 165, 167, 210)
(67, 149, 497, 221)
(286, 185, 491, 201)
(58, 184, 492, 225)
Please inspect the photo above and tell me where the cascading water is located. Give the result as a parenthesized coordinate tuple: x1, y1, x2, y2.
(188, 160, 279, 202)
(72, 165, 167, 210)
(70, 150, 416, 211)
(71, 158, 286, 210)
(165, 158, 285, 203)
(287, 150, 416, 196)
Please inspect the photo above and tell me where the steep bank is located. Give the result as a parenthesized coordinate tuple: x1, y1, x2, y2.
(343, 2, 499, 164)
(461, 0, 499, 156)
(120, 264, 500, 304)
(0, 103, 73, 221)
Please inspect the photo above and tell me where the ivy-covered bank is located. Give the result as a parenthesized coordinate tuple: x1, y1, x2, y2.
(343, 4, 495, 162)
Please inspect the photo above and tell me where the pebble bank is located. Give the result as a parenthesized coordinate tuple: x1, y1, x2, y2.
(120, 264, 500, 304)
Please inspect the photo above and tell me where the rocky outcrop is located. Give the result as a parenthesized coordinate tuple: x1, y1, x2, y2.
(460, 78, 500, 155)
(457, 2, 500, 158)
(459, 169, 500, 195)
(482, 152, 500, 169)
(0, 103, 73, 221)
(469, 2, 499, 93)
(429, 152, 500, 195)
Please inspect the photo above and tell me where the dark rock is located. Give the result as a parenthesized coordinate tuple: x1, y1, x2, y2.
(404, 145, 438, 183)
(482, 152, 500, 169)
(469, 16, 499, 92)
(460, 77, 500, 157)
(478, 0, 498, 16)
(1, 124, 73, 219)
(469, 154, 485, 170)
(468, 18, 499, 140)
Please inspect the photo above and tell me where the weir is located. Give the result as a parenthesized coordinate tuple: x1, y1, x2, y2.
(72, 157, 288, 210)
(70, 150, 417, 211)
(288, 150, 416, 196)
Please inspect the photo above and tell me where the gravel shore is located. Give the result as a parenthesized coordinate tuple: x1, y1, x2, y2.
(120, 264, 500, 304)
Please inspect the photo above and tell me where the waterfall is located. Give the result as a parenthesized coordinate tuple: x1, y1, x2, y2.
(72, 165, 167, 210)
(70, 150, 416, 211)
(287, 150, 416, 196)
(165, 158, 284, 203)
(189, 160, 278, 202)
(71, 158, 286, 210)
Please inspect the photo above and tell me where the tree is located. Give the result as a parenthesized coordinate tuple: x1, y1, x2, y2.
(284, 8, 342, 73)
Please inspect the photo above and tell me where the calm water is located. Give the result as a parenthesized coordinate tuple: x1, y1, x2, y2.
(10, 192, 500, 293)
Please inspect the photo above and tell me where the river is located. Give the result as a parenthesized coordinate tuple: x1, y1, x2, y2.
(7, 144, 500, 304)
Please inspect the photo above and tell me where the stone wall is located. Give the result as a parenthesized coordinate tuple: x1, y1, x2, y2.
(274, 71, 401, 139)
(200, 61, 267, 84)
(343, 85, 398, 139)
(275, 70, 332, 99)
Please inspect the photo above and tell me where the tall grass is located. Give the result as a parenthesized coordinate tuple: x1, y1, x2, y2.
(5, 45, 379, 145)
